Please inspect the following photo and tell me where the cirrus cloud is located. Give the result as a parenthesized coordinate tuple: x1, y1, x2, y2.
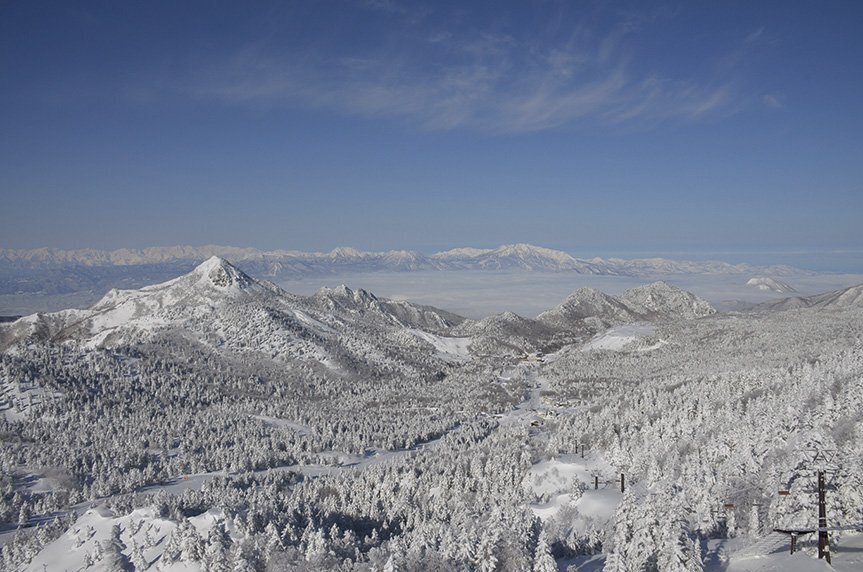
(178, 5, 752, 133)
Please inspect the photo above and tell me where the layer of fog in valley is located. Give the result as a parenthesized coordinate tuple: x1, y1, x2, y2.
(278, 270, 863, 318)
(3, 257, 863, 571)
(4, 270, 862, 320)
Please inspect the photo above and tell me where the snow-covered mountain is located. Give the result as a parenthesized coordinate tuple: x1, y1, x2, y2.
(4, 257, 863, 572)
(538, 281, 715, 330)
(442, 281, 716, 354)
(0, 243, 810, 281)
(536, 288, 641, 330)
(1, 257, 278, 349)
(451, 311, 562, 355)
(755, 283, 863, 312)
(618, 281, 716, 320)
(595, 257, 804, 277)
(1, 259, 717, 360)
(0, 258, 472, 375)
(309, 284, 465, 331)
(431, 243, 614, 273)
(746, 277, 796, 293)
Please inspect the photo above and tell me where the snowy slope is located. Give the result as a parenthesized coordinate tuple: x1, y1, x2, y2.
(537, 287, 641, 330)
(619, 281, 716, 320)
(0, 257, 276, 349)
(309, 284, 464, 331)
(0, 257, 477, 380)
(747, 277, 796, 293)
(537, 281, 715, 332)
(755, 283, 863, 312)
(0, 243, 811, 277)
(580, 323, 657, 352)
(451, 311, 560, 354)
(431, 243, 613, 273)
(22, 506, 239, 572)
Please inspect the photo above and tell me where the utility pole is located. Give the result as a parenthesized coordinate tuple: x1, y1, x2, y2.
(818, 470, 831, 563)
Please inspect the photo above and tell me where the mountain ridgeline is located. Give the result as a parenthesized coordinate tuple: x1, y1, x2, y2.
(1, 257, 718, 358)
(0, 243, 810, 297)
(1, 256, 863, 571)
(4, 256, 862, 361)
(0, 243, 804, 275)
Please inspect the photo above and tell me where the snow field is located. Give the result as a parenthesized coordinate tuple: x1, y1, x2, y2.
(406, 328, 472, 360)
(580, 323, 657, 352)
(24, 507, 183, 571)
(523, 454, 623, 533)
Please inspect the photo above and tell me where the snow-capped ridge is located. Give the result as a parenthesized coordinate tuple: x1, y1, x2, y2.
(310, 284, 464, 331)
(329, 246, 367, 259)
(193, 256, 256, 290)
(0, 244, 814, 285)
(0, 260, 470, 361)
(619, 281, 716, 319)
(537, 287, 639, 329)
(432, 247, 495, 259)
(756, 283, 863, 312)
(746, 277, 796, 293)
(538, 281, 715, 331)
(314, 284, 379, 307)
(428, 243, 610, 272)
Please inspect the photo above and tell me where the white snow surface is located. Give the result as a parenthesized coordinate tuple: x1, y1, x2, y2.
(524, 454, 621, 527)
(0, 243, 812, 277)
(747, 276, 796, 293)
(406, 329, 472, 359)
(706, 532, 863, 571)
(580, 323, 656, 351)
(22, 506, 229, 572)
(251, 415, 312, 435)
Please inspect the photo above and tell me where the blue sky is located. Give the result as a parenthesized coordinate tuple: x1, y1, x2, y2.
(1, 0, 862, 264)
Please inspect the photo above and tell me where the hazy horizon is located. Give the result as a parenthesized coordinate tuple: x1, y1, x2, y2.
(4, 241, 863, 274)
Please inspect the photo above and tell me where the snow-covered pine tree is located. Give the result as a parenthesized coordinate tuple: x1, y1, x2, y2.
(532, 529, 557, 572)
(657, 499, 702, 572)
(130, 540, 149, 570)
(101, 524, 131, 571)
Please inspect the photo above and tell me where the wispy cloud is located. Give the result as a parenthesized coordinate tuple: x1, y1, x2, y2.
(762, 93, 784, 109)
(179, 6, 751, 133)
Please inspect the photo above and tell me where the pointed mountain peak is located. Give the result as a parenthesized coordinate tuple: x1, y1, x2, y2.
(353, 287, 378, 303)
(194, 255, 232, 273)
(317, 284, 353, 296)
(329, 246, 366, 259)
(192, 256, 253, 290)
(538, 286, 638, 328)
(316, 284, 379, 305)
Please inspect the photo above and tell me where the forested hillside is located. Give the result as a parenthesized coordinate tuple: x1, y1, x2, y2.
(1, 260, 861, 570)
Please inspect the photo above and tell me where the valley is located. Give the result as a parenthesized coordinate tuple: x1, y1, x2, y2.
(1, 258, 862, 571)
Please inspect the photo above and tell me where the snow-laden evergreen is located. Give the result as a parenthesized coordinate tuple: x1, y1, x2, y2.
(1, 259, 862, 570)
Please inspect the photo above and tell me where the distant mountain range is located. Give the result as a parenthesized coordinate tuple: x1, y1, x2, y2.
(754, 283, 863, 312)
(0, 257, 468, 366)
(5, 255, 859, 359)
(746, 276, 796, 293)
(0, 243, 806, 277)
(1, 257, 719, 356)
